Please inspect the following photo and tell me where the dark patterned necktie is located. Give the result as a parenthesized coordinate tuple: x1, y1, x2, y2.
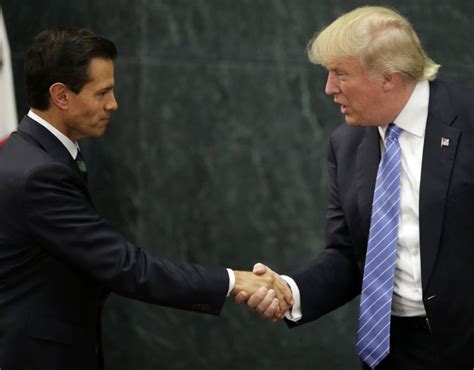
(75, 150, 88, 181)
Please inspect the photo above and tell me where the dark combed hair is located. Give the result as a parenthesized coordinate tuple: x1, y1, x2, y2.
(25, 28, 117, 110)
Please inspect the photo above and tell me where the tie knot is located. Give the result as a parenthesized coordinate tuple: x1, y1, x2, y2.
(386, 123, 403, 141)
(75, 150, 84, 162)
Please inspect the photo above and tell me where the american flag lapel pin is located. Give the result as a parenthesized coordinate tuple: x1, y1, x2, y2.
(440, 137, 450, 148)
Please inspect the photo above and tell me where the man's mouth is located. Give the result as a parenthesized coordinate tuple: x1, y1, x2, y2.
(338, 103, 349, 114)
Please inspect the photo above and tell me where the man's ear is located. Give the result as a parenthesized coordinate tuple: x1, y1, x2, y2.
(382, 72, 399, 92)
(49, 83, 70, 110)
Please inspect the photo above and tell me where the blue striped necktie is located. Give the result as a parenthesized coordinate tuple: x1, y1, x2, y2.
(356, 124, 403, 369)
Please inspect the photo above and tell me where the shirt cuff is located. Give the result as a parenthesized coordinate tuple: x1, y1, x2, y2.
(281, 275, 302, 322)
(226, 268, 235, 297)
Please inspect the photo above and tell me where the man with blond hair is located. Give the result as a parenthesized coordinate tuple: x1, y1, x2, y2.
(237, 5, 474, 369)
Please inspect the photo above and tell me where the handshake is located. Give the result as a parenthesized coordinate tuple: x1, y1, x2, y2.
(231, 263, 294, 321)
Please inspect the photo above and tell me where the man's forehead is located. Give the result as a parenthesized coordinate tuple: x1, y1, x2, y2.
(325, 57, 362, 72)
(88, 57, 114, 72)
(79, 69, 114, 95)
(86, 58, 114, 81)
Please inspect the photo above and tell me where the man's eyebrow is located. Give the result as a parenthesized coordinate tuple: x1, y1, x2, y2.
(329, 66, 346, 73)
(99, 85, 114, 92)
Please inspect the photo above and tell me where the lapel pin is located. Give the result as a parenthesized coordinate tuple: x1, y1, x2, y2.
(440, 137, 450, 148)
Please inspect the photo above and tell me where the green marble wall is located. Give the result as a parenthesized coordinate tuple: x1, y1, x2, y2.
(3, 1, 474, 369)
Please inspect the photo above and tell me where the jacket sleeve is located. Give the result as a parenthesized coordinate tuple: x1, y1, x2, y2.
(21, 163, 229, 315)
(288, 134, 361, 325)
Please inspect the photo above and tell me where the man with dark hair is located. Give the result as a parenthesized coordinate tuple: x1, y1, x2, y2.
(25, 28, 118, 110)
(0, 28, 292, 370)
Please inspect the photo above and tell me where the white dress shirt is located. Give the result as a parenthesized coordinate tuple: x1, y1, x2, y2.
(285, 80, 430, 321)
(27, 109, 236, 295)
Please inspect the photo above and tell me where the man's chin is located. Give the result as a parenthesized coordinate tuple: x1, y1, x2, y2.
(88, 128, 107, 139)
(344, 116, 362, 126)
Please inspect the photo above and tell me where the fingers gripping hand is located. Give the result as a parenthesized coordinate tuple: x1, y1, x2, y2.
(234, 291, 249, 305)
(231, 264, 293, 320)
(245, 287, 279, 320)
(251, 263, 294, 319)
(254, 262, 293, 305)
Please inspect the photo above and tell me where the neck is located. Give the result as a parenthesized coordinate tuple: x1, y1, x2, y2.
(385, 81, 417, 124)
(30, 108, 72, 140)
(398, 81, 417, 109)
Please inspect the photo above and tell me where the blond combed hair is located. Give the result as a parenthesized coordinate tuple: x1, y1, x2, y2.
(307, 6, 440, 82)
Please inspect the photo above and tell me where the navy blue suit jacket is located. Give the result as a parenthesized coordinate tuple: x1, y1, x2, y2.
(289, 80, 474, 362)
(0, 116, 229, 370)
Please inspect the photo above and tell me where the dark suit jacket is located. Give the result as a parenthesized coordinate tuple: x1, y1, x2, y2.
(0, 116, 229, 370)
(289, 80, 474, 362)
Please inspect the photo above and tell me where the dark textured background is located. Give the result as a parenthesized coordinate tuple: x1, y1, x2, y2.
(3, 1, 474, 369)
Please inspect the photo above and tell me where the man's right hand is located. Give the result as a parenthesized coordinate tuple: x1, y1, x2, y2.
(232, 263, 293, 320)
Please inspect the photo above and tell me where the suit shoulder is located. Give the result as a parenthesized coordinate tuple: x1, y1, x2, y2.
(431, 79, 474, 113)
(2, 132, 53, 165)
(432, 79, 474, 95)
(0, 132, 74, 185)
(329, 123, 370, 149)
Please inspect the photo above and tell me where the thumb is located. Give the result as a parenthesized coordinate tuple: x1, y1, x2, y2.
(253, 262, 268, 275)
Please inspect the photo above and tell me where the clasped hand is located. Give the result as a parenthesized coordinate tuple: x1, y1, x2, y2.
(232, 263, 293, 320)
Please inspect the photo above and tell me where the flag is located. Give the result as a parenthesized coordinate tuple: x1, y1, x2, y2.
(0, 6, 17, 144)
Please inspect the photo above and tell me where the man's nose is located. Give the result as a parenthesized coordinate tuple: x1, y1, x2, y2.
(106, 91, 118, 112)
(325, 72, 340, 96)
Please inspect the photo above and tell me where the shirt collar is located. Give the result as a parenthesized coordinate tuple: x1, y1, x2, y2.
(378, 80, 429, 140)
(27, 110, 79, 159)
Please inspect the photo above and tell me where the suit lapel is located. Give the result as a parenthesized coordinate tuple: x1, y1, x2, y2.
(419, 81, 461, 292)
(356, 127, 381, 244)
